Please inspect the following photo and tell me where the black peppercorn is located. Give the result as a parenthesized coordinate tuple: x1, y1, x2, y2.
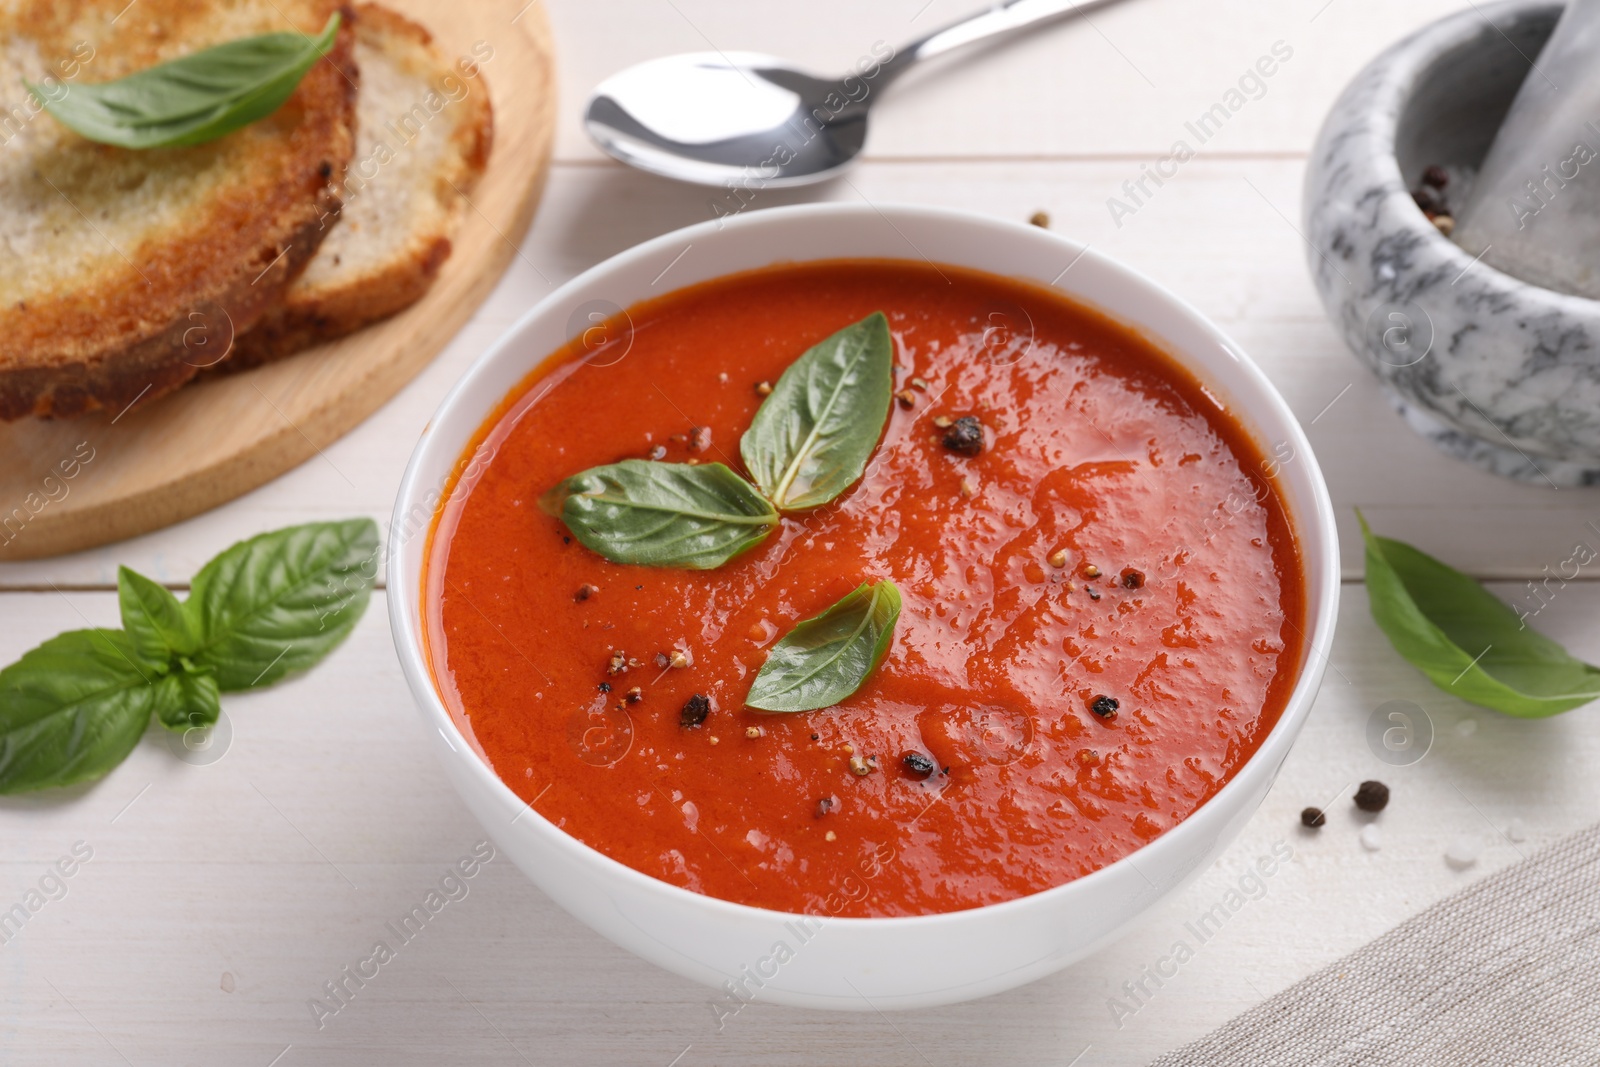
(1411, 185, 1444, 216)
(901, 751, 937, 780)
(1090, 695, 1119, 718)
(1421, 164, 1449, 189)
(1121, 568, 1145, 589)
(1353, 780, 1390, 813)
(680, 693, 711, 728)
(1301, 806, 1326, 828)
(941, 415, 985, 457)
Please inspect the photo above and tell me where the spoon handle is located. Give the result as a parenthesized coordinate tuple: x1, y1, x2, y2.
(877, 0, 1133, 87)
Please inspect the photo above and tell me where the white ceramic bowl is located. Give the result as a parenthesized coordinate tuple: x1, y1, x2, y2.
(389, 203, 1340, 1011)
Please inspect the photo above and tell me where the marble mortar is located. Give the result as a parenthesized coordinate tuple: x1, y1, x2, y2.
(1304, 0, 1600, 487)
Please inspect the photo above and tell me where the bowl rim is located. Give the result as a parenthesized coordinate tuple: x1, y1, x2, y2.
(389, 200, 1341, 930)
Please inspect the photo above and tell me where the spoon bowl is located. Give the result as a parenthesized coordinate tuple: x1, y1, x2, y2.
(585, 51, 868, 188)
(583, 0, 1133, 187)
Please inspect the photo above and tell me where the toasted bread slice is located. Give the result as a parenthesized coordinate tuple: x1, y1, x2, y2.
(228, 3, 492, 367)
(0, 0, 357, 420)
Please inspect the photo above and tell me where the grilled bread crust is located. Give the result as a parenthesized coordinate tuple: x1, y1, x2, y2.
(227, 3, 493, 368)
(0, 0, 358, 419)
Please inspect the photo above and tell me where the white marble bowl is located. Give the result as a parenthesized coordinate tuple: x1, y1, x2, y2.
(1304, 0, 1600, 486)
(389, 203, 1340, 1009)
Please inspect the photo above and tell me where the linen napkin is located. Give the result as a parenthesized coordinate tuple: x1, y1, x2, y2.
(1149, 821, 1600, 1065)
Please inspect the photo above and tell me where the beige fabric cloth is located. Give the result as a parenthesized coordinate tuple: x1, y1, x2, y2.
(1150, 821, 1600, 1066)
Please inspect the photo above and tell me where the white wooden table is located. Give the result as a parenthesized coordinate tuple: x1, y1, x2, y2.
(6, 2, 1597, 1063)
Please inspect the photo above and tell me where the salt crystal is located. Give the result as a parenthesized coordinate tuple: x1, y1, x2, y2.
(1506, 817, 1528, 843)
(1455, 718, 1477, 737)
(1445, 835, 1481, 869)
(1359, 824, 1382, 852)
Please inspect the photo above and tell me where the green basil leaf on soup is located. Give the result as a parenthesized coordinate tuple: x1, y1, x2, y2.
(186, 518, 379, 691)
(741, 311, 894, 511)
(747, 580, 901, 713)
(1361, 512, 1600, 717)
(0, 629, 161, 794)
(152, 666, 222, 733)
(118, 565, 199, 662)
(29, 13, 340, 149)
(545, 460, 779, 570)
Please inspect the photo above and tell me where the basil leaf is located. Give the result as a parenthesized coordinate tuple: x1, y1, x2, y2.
(1361, 513, 1600, 717)
(152, 667, 221, 733)
(187, 519, 378, 691)
(545, 460, 779, 569)
(118, 565, 199, 662)
(0, 630, 159, 794)
(29, 13, 340, 149)
(741, 312, 894, 511)
(746, 581, 901, 712)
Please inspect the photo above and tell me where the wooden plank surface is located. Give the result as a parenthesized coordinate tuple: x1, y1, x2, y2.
(5, 0, 1599, 1063)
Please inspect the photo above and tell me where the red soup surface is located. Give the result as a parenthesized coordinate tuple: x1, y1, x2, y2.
(426, 259, 1305, 917)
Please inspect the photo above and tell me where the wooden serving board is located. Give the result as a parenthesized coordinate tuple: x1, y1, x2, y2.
(0, 0, 556, 561)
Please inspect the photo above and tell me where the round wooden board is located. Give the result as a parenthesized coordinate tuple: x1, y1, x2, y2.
(0, 0, 555, 561)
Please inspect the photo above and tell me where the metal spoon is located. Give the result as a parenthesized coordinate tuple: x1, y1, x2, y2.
(584, 0, 1132, 188)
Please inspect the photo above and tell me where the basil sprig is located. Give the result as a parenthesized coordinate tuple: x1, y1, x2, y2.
(546, 313, 895, 569)
(1362, 513, 1600, 717)
(740, 312, 894, 511)
(542, 461, 779, 570)
(0, 519, 377, 793)
(746, 581, 901, 712)
(29, 13, 341, 150)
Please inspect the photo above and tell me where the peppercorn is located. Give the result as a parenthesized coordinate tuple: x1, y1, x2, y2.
(942, 415, 985, 457)
(1029, 210, 1050, 228)
(574, 583, 599, 601)
(1301, 806, 1327, 828)
(680, 694, 710, 728)
(1121, 568, 1145, 589)
(1421, 164, 1449, 189)
(1354, 780, 1390, 813)
(597, 682, 611, 693)
(1412, 185, 1444, 216)
(1090, 695, 1119, 718)
(901, 752, 937, 779)
(625, 686, 642, 704)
